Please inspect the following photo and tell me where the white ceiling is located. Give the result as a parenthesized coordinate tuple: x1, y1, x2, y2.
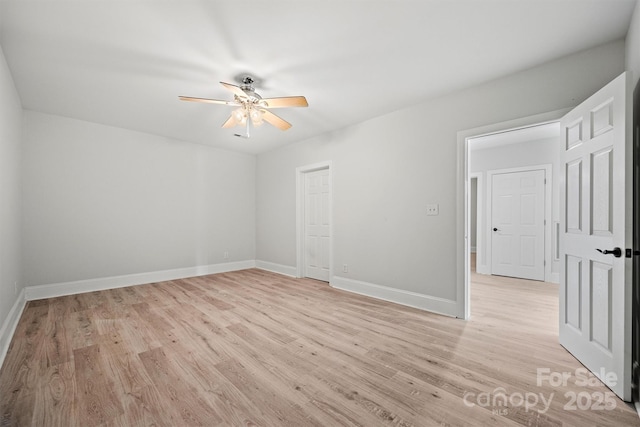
(0, 0, 636, 154)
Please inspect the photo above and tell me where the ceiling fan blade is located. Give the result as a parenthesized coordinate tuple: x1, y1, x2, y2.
(220, 81, 248, 98)
(261, 96, 308, 108)
(221, 115, 238, 128)
(261, 110, 292, 131)
(179, 96, 238, 106)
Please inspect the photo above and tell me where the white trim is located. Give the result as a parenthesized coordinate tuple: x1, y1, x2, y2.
(0, 289, 26, 369)
(457, 108, 570, 319)
(550, 272, 560, 284)
(486, 163, 553, 282)
(296, 161, 333, 280)
(255, 260, 297, 277)
(24, 260, 256, 301)
(331, 276, 458, 318)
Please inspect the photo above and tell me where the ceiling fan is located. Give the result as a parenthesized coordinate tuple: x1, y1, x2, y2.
(179, 76, 308, 138)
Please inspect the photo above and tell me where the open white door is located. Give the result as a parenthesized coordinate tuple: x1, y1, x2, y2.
(559, 72, 631, 400)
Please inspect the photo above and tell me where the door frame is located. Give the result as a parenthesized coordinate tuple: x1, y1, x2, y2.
(296, 160, 333, 280)
(632, 76, 640, 408)
(456, 108, 570, 319)
(486, 164, 552, 281)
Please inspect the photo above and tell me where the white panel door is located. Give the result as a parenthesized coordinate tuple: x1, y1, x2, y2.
(304, 168, 330, 281)
(559, 72, 630, 400)
(491, 169, 545, 281)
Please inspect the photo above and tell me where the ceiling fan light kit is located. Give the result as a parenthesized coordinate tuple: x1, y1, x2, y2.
(179, 76, 308, 138)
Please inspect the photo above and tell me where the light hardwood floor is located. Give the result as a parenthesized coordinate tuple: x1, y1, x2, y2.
(1, 266, 639, 426)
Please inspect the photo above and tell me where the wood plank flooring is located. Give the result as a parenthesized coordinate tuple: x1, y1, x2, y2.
(1, 267, 639, 426)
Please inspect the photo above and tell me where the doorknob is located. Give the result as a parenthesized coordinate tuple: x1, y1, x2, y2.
(596, 247, 622, 257)
(493, 227, 499, 232)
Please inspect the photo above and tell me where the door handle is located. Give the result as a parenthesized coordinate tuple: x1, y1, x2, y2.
(493, 227, 499, 232)
(596, 247, 622, 257)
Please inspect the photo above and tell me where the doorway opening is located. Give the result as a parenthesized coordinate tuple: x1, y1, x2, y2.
(457, 109, 568, 319)
(468, 123, 558, 283)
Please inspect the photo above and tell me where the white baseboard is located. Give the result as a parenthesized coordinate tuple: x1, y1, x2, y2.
(255, 260, 297, 277)
(0, 289, 26, 369)
(24, 260, 256, 301)
(330, 276, 458, 317)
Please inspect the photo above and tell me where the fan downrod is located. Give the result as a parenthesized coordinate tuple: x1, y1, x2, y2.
(240, 76, 256, 91)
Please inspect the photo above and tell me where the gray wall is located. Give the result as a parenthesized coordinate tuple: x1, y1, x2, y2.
(0, 44, 23, 349)
(627, 0, 640, 85)
(22, 111, 256, 286)
(256, 40, 626, 312)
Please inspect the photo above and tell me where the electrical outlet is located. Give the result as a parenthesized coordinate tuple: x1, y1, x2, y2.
(224, 251, 229, 259)
(342, 264, 348, 273)
(426, 204, 439, 216)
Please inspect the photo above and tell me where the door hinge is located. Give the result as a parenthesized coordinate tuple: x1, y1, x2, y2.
(626, 249, 640, 258)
